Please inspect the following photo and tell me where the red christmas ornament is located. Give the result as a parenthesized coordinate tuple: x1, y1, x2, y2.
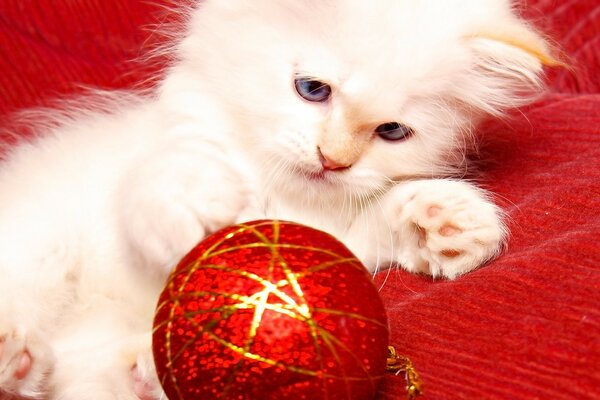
(153, 220, 389, 400)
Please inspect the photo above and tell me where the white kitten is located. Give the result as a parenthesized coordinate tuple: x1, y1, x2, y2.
(0, 1, 555, 399)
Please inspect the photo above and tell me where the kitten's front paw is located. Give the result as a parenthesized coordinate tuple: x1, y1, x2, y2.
(131, 350, 164, 400)
(386, 180, 505, 279)
(0, 327, 54, 398)
(120, 141, 248, 274)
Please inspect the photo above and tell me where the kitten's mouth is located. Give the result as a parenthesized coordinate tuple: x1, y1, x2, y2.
(298, 167, 330, 182)
(306, 170, 326, 181)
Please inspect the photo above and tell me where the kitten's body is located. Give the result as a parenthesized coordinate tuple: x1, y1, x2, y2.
(0, 1, 554, 398)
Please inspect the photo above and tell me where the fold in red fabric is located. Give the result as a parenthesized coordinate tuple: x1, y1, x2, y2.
(1, 0, 598, 399)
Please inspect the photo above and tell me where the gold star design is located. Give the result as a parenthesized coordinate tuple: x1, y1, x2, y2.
(154, 221, 386, 400)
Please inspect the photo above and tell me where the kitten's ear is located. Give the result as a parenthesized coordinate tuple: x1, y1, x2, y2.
(470, 20, 564, 68)
(461, 18, 565, 115)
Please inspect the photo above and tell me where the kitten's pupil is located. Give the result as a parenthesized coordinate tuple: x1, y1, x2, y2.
(375, 122, 414, 141)
(294, 77, 332, 102)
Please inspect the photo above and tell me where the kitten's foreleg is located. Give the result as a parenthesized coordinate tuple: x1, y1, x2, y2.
(117, 136, 248, 276)
(0, 247, 74, 398)
(383, 179, 505, 278)
(348, 179, 505, 279)
(48, 303, 163, 400)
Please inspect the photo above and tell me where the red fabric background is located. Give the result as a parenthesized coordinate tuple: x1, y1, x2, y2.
(1, 0, 599, 399)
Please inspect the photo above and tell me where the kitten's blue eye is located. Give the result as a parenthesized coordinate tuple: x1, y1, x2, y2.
(294, 77, 332, 102)
(375, 122, 414, 141)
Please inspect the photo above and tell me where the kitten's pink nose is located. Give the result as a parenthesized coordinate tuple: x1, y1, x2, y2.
(317, 147, 350, 171)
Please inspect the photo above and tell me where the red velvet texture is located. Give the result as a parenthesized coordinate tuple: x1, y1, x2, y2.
(1, 1, 598, 399)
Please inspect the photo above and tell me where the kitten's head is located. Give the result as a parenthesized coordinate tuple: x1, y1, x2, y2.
(163, 0, 556, 201)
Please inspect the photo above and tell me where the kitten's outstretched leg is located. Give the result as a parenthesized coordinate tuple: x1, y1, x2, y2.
(118, 136, 248, 276)
(49, 306, 164, 400)
(48, 354, 163, 400)
(0, 249, 70, 398)
(352, 179, 505, 279)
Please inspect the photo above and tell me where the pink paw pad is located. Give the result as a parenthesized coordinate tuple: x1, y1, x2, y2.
(427, 205, 443, 217)
(440, 249, 463, 258)
(14, 351, 32, 380)
(131, 363, 159, 400)
(439, 224, 462, 237)
(0, 337, 33, 380)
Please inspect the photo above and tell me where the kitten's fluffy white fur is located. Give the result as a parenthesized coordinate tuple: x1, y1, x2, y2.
(0, 1, 553, 398)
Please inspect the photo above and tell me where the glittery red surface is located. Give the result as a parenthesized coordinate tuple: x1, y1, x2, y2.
(153, 220, 389, 400)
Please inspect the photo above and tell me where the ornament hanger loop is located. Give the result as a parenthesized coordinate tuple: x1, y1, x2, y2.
(386, 346, 423, 399)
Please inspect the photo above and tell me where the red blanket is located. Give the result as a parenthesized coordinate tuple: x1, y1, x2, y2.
(1, 0, 599, 398)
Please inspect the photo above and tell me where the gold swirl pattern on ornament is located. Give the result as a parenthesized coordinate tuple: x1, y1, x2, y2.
(155, 220, 384, 400)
